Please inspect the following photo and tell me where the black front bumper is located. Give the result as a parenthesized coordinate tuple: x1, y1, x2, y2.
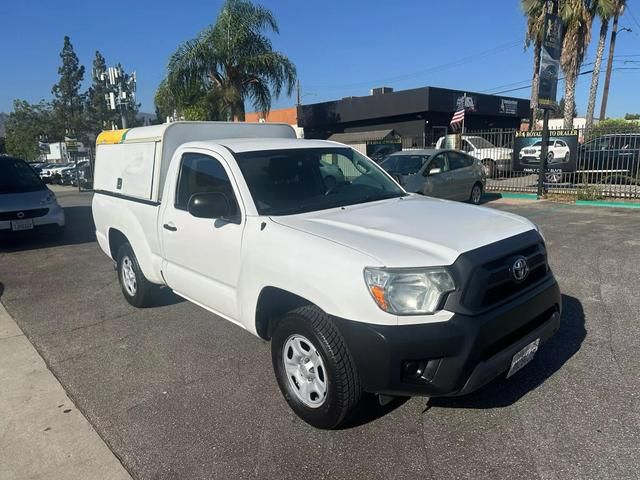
(333, 277, 561, 397)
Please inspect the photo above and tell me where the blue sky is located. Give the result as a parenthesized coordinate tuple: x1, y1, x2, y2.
(1, 0, 640, 117)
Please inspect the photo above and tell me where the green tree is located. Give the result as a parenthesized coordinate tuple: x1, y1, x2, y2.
(522, 0, 546, 127)
(164, 0, 297, 121)
(51, 36, 86, 139)
(585, 0, 618, 129)
(5, 100, 56, 160)
(624, 113, 640, 120)
(560, 0, 592, 128)
(86, 51, 117, 135)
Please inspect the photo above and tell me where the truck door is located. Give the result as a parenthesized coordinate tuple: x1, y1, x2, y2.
(160, 151, 244, 320)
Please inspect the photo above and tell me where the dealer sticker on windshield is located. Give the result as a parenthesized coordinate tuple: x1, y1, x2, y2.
(507, 338, 540, 378)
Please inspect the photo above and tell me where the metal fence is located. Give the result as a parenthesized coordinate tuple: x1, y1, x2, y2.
(337, 125, 640, 200)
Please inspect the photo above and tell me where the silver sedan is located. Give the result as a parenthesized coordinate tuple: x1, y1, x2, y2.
(380, 149, 486, 204)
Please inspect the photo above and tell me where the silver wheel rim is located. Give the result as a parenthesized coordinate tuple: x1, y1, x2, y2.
(546, 172, 562, 183)
(282, 334, 328, 408)
(472, 185, 482, 204)
(121, 256, 137, 297)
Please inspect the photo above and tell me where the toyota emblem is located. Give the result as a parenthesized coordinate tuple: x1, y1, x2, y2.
(17, 211, 25, 219)
(511, 256, 529, 282)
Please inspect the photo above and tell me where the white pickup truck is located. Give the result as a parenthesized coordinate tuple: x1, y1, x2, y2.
(92, 122, 561, 429)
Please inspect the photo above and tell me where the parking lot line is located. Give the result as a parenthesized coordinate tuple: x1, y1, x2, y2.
(0, 302, 132, 480)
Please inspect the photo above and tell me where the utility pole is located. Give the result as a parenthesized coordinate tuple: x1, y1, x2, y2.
(599, 2, 623, 121)
(536, 0, 560, 199)
(101, 65, 136, 130)
(296, 80, 301, 106)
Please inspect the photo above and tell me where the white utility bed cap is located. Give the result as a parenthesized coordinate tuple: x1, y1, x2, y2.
(93, 121, 296, 202)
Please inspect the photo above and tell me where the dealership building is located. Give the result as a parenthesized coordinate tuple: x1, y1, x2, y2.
(295, 86, 530, 146)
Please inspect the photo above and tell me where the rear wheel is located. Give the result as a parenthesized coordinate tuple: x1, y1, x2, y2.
(469, 182, 483, 205)
(271, 305, 362, 429)
(116, 243, 156, 308)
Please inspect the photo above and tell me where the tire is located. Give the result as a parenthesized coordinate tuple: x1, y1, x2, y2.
(481, 159, 496, 178)
(116, 243, 156, 308)
(547, 151, 555, 161)
(271, 305, 362, 429)
(564, 152, 569, 162)
(469, 182, 483, 205)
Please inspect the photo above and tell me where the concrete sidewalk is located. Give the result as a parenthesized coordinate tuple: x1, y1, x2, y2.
(0, 302, 131, 480)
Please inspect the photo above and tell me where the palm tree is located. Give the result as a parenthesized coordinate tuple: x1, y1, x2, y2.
(585, 0, 618, 129)
(522, 0, 547, 129)
(599, 0, 626, 121)
(560, 0, 593, 129)
(164, 0, 297, 121)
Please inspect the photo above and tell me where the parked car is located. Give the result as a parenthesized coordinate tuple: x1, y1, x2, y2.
(436, 135, 512, 177)
(40, 163, 73, 184)
(579, 134, 640, 177)
(59, 161, 90, 186)
(519, 140, 571, 164)
(92, 122, 561, 429)
(380, 149, 485, 204)
(0, 156, 65, 234)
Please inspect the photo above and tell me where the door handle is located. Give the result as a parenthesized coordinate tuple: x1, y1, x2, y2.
(163, 223, 177, 232)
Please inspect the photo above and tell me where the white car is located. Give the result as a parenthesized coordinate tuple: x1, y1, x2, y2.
(519, 140, 571, 164)
(92, 122, 561, 429)
(0, 156, 65, 234)
(436, 135, 512, 177)
(40, 162, 73, 183)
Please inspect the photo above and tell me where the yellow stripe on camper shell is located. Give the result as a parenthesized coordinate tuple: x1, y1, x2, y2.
(96, 129, 130, 145)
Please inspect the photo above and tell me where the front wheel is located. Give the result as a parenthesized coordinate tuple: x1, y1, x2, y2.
(271, 306, 362, 429)
(116, 243, 157, 308)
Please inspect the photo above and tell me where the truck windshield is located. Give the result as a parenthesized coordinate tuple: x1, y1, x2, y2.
(0, 157, 47, 194)
(235, 147, 406, 216)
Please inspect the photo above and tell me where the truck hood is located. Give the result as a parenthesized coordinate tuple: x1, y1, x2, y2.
(472, 147, 513, 160)
(271, 195, 536, 267)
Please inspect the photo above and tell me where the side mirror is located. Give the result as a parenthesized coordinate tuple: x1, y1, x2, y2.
(187, 192, 231, 219)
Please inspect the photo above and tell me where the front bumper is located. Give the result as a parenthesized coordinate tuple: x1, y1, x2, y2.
(333, 276, 561, 397)
(0, 204, 65, 231)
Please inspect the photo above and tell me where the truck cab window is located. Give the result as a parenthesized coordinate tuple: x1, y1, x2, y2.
(176, 153, 238, 214)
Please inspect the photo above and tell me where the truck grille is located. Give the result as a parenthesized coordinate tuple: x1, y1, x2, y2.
(0, 208, 49, 221)
(480, 245, 548, 307)
(443, 230, 551, 315)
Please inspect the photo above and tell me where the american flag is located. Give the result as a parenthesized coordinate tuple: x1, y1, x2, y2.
(450, 107, 465, 129)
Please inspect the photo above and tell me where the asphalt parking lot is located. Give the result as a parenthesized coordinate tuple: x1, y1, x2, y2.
(1, 188, 639, 480)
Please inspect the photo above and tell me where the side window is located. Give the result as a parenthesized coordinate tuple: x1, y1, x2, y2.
(175, 152, 239, 214)
(461, 140, 473, 153)
(447, 151, 473, 170)
(428, 154, 450, 174)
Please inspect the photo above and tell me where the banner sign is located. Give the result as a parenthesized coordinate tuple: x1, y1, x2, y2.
(537, 13, 562, 108)
(513, 129, 578, 174)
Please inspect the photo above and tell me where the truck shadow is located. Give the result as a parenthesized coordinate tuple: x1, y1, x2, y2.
(0, 206, 95, 253)
(424, 294, 585, 410)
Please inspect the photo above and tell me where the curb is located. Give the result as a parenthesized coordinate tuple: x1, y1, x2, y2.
(575, 200, 640, 209)
(0, 301, 132, 480)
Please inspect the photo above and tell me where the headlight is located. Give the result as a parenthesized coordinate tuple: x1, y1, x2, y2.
(40, 192, 56, 205)
(363, 267, 455, 315)
(533, 223, 545, 242)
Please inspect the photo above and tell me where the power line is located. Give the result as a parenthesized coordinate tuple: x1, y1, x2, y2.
(624, 4, 640, 31)
(487, 66, 640, 95)
(305, 40, 521, 90)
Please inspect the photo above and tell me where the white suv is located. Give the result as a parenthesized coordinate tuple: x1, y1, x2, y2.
(519, 140, 571, 164)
